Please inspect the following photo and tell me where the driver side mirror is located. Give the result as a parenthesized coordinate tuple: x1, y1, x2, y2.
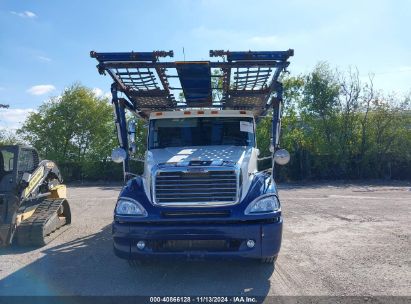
(128, 120, 137, 155)
(128, 120, 136, 144)
(111, 148, 127, 163)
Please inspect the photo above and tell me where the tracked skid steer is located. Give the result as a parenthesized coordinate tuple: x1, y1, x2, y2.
(0, 145, 71, 247)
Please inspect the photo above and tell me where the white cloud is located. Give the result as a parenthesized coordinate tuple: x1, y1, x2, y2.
(11, 11, 37, 18)
(0, 108, 35, 130)
(38, 56, 52, 62)
(92, 88, 103, 97)
(27, 84, 56, 96)
(93, 88, 111, 99)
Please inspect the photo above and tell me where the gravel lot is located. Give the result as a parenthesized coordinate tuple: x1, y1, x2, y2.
(0, 182, 410, 296)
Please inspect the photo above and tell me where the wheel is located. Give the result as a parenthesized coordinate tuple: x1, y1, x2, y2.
(261, 255, 278, 264)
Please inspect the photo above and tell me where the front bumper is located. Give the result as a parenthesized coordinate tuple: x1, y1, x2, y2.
(112, 218, 282, 260)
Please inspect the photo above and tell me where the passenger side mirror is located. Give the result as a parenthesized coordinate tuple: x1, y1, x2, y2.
(273, 149, 290, 165)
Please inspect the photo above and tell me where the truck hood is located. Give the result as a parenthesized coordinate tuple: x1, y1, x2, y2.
(148, 145, 251, 165)
(144, 146, 258, 202)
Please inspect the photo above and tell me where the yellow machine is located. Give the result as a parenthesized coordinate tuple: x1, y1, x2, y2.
(0, 145, 71, 246)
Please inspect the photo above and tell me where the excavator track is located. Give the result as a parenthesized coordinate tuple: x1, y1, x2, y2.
(16, 198, 71, 246)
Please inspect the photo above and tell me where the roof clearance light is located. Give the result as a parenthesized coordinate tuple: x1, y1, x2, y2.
(155, 112, 163, 116)
(211, 110, 219, 114)
(197, 110, 204, 114)
(240, 110, 246, 114)
(184, 111, 191, 115)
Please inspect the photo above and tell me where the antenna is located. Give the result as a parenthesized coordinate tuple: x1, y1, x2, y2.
(183, 47, 185, 61)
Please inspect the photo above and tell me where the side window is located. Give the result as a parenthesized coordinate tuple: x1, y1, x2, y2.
(1, 150, 15, 173)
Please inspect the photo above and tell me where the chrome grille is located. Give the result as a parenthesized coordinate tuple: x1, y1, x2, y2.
(154, 169, 238, 205)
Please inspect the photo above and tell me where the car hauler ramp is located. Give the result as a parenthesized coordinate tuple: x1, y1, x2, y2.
(90, 49, 293, 177)
(90, 49, 293, 119)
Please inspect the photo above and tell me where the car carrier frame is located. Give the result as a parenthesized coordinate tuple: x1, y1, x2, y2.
(91, 49, 293, 178)
(91, 49, 293, 263)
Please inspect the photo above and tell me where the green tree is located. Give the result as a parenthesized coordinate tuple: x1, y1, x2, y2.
(0, 130, 20, 145)
(365, 94, 411, 177)
(270, 63, 411, 180)
(17, 84, 117, 163)
(301, 62, 340, 154)
(0, 104, 21, 145)
(281, 75, 309, 178)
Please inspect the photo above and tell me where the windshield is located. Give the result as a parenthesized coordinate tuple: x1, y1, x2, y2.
(149, 116, 255, 149)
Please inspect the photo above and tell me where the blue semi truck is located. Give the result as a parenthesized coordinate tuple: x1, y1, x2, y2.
(90, 49, 293, 264)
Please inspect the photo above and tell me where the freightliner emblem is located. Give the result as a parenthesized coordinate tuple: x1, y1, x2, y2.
(184, 168, 209, 173)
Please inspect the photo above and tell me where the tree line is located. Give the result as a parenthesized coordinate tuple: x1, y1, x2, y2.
(260, 63, 411, 180)
(1, 64, 410, 181)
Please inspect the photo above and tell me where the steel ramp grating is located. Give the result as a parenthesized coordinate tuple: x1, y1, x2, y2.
(91, 49, 293, 118)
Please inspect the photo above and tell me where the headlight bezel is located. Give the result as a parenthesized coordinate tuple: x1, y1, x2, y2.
(244, 194, 281, 215)
(115, 197, 148, 216)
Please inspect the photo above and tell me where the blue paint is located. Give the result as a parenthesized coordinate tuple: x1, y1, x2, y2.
(226, 50, 294, 61)
(112, 173, 283, 260)
(176, 62, 212, 106)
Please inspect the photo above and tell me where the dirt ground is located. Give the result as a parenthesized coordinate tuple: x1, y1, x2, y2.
(0, 182, 410, 296)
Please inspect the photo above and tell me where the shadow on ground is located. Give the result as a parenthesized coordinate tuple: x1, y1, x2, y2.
(0, 225, 274, 296)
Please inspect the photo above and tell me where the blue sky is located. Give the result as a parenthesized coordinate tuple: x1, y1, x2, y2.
(0, 0, 410, 129)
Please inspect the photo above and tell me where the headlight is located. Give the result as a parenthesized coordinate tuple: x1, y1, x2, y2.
(245, 194, 280, 215)
(115, 197, 147, 216)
